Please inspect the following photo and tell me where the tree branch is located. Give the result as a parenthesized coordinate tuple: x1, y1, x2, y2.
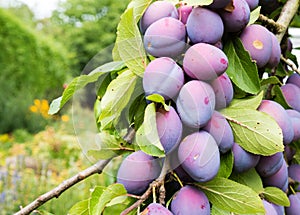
(281, 55, 300, 75)
(14, 159, 112, 215)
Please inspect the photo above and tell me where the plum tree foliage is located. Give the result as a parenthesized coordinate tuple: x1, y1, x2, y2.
(16, 0, 300, 214)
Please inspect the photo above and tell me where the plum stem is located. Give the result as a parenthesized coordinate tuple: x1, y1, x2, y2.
(280, 55, 300, 75)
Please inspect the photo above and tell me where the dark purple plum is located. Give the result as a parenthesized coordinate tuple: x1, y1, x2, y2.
(288, 164, 300, 191)
(273, 203, 285, 215)
(266, 32, 281, 68)
(232, 142, 260, 173)
(144, 17, 186, 58)
(156, 106, 183, 154)
(140, 1, 178, 33)
(262, 161, 288, 192)
(178, 131, 220, 182)
(177, 5, 192, 25)
(183, 43, 228, 81)
(255, 152, 284, 177)
(285, 145, 296, 162)
(262, 200, 278, 215)
(285, 193, 300, 215)
(169, 149, 194, 182)
(281, 83, 300, 112)
(203, 111, 234, 153)
(141, 203, 173, 215)
(240, 24, 272, 68)
(208, 0, 231, 9)
(186, 7, 224, 44)
(117, 151, 161, 195)
(170, 185, 210, 215)
(143, 57, 184, 100)
(210, 73, 234, 110)
(245, 0, 259, 10)
(219, 0, 250, 32)
(286, 109, 300, 141)
(287, 73, 300, 88)
(258, 100, 294, 144)
(176, 80, 216, 128)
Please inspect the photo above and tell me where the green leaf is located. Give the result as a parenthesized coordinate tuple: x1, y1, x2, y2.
(249, 6, 261, 25)
(146, 94, 170, 111)
(128, 94, 147, 129)
(224, 38, 260, 94)
(260, 76, 282, 86)
(196, 177, 265, 214)
(221, 108, 284, 156)
(89, 184, 127, 215)
(272, 85, 291, 109)
(98, 70, 137, 129)
(115, 8, 147, 77)
(211, 205, 231, 215)
(182, 0, 213, 6)
(230, 168, 264, 194)
(135, 103, 165, 157)
(228, 91, 264, 110)
(48, 61, 125, 115)
(127, 0, 153, 21)
(217, 151, 234, 178)
(104, 196, 137, 215)
(263, 187, 290, 206)
(69, 200, 89, 215)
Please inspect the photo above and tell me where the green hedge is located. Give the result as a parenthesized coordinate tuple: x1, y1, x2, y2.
(0, 9, 69, 133)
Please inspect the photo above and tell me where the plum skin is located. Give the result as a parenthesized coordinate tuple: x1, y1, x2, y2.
(170, 185, 210, 215)
(178, 131, 220, 182)
(266, 31, 281, 68)
(141, 203, 173, 215)
(144, 17, 186, 58)
(156, 106, 183, 154)
(281, 83, 300, 112)
(208, 0, 231, 9)
(255, 152, 284, 177)
(262, 200, 278, 215)
(177, 5, 192, 25)
(287, 73, 300, 88)
(286, 109, 300, 141)
(117, 151, 161, 195)
(183, 43, 228, 81)
(285, 193, 300, 215)
(176, 80, 216, 128)
(143, 57, 184, 100)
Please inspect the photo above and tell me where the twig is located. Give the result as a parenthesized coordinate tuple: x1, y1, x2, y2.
(276, 0, 300, 42)
(258, 14, 284, 34)
(14, 159, 112, 215)
(281, 55, 300, 75)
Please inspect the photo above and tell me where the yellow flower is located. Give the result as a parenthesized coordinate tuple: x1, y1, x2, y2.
(0, 133, 9, 143)
(34, 99, 41, 108)
(61, 115, 70, 122)
(29, 105, 38, 113)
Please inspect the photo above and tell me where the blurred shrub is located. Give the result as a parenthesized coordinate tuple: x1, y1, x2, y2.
(0, 8, 69, 133)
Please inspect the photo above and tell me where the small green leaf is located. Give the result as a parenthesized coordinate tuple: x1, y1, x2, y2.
(127, 0, 153, 21)
(135, 103, 165, 157)
(211, 205, 231, 215)
(224, 38, 261, 94)
(230, 168, 264, 194)
(48, 61, 125, 115)
(104, 196, 137, 215)
(217, 151, 234, 178)
(146, 94, 170, 111)
(220, 108, 284, 156)
(196, 177, 265, 214)
(115, 8, 147, 77)
(249, 6, 261, 25)
(228, 91, 264, 110)
(182, 0, 213, 6)
(263, 187, 290, 206)
(128, 94, 147, 129)
(89, 184, 127, 215)
(69, 200, 89, 215)
(272, 85, 291, 109)
(260, 76, 282, 86)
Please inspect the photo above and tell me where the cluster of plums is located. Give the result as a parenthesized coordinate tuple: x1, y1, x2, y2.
(115, 0, 300, 214)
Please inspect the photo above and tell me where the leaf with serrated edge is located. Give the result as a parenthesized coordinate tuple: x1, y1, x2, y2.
(248, 6, 261, 25)
(263, 187, 290, 206)
(48, 61, 125, 115)
(135, 103, 165, 157)
(196, 177, 265, 214)
(224, 38, 260, 94)
(228, 91, 264, 110)
(116, 8, 147, 77)
(182, 0, 213, 6)
(220, 108, 284, 156)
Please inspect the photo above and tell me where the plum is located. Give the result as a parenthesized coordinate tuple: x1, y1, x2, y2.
(255, 152, 284, 177)
(288, 164, 300, 191)
(203, 111, 234, 153)
(140, 1, 178, 33)
(219, 0, 250, 32)
(232, 142, 260, 173)
(287, 73, 300, 88)
(178, 131, 220, 182)
(286, 109, 300, 141)
(281, 83, 300, 112)
(258, 100, 294, 144)
(183, 43, 228, 81)
(262, 200, 278, 215)
(144, 17, 186, 58)
(285, 145, 296, 162)
(266, 32, 281, 68)
(156, 106, 183, 154)
(208, 0, 231, 9)
(186, 7, 224, 44)
(285, 193, 300, 215)
(117, 151, 161, 195)
(240, 24, 272, 68)
(209, 73, 234, 110)
(170, 185, 210, 215)
(143, 57, 184, 100)
(177, 5, 192, 25)
(176, 80, 216, 128)
(141, 203, 172, 215)
(245, 0, 259, 10)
